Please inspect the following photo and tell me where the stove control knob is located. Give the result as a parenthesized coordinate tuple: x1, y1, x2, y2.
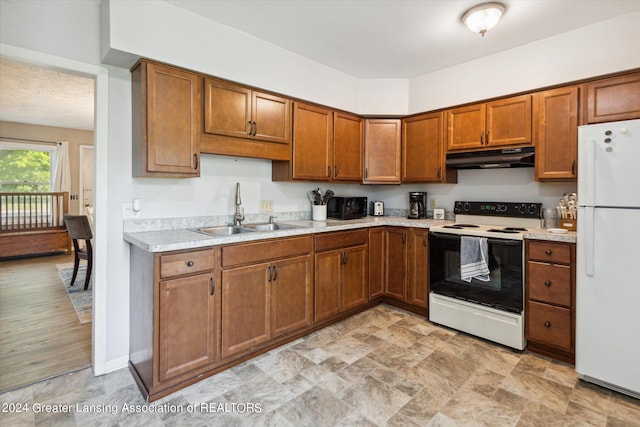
(497, 204, 507, 212)
(529, 205, 539, 215)
(463, 202, 470, 211)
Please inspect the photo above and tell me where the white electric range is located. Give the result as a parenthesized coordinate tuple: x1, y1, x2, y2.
(428, 201, 542, 350)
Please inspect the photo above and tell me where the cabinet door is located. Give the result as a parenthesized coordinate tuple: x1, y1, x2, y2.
(333, 112, 364, 181)
(586, 72, 640, 123)
(446, 104, 485, 151)
(385, 228, 408, 301)
(364, 119, 401, 183)
(315, 250, 342, 322)
(486, 95, 532, 148)
(534, 87, 579, 181)
(403, 112, 446, 182)
(204, 78, 252, 139)
(292, 102, 333, 180)
(158, 272, 216, 381)
(271, 255, 312, 337)
(342, 245, 368, 311)
(137, 61, 201, 177)
(221, 263, 270, 358)
(368, 228, 385, 299)
(252, 91, 291, 144)
(407, 229, 428, 309)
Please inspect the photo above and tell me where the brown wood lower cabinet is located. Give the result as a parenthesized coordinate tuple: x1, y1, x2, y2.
(315, 230, 368, 322)
(380, 227, 429, 315)
(220, 236, 313, 360)
(525, 240, 576, 363)
(129, 246, 219, 401)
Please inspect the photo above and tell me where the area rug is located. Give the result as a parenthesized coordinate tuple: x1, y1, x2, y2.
(56, 262, 92, 325)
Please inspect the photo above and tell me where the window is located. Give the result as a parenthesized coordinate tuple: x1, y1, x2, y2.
(0, 140, 58, 192)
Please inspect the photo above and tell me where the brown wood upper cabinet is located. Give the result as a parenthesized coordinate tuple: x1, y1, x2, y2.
(364, 119, 402, 184)
(586, 71, 640, 123)
(534, 86, 580, 181)
(204, 78, 290, 144)
(447, 94, 532, 152)
(333, 111, 364, 181)
(132, 60, 201, 177)
(402, 112, 456, 183)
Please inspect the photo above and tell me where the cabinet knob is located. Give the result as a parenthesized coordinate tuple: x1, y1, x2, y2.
(544, 321, 551, 328)
(545, 249, 552, 256)
(187, 260, 194, 267)
(544, 280, 551, 287)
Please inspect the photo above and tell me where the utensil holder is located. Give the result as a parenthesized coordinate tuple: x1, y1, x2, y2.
(312, 205, 327, 221)
(559, 218, 576, 231)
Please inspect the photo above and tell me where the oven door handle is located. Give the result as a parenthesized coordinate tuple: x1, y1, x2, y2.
(429, 232, 522, 246)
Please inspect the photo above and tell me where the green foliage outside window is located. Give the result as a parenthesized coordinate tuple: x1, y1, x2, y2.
(0, 149, 51, 192)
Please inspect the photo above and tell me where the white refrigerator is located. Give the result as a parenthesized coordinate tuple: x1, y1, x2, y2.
(576, 118, 640, 399)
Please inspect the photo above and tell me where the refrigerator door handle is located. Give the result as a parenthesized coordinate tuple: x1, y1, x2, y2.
(585, 206, 595, 277)
(585, 137, 596, 206)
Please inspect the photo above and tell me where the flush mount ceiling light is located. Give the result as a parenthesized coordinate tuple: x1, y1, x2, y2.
(462, 2, 506, 37)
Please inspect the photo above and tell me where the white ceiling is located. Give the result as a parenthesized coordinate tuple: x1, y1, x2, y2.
(1, 0, 639, 132)
(0, 60, 95, 131)
(167, 0, 640, 79)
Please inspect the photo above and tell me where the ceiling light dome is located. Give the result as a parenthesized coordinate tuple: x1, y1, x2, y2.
(462, 2, 506, 37)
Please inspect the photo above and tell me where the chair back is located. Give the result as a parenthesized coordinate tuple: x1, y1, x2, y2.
(63, 215, 93, 240)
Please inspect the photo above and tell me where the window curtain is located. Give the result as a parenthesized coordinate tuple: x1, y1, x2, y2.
(53, 141, 70, 193)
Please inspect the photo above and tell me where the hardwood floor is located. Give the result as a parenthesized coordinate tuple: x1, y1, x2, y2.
(0, 253, 91, 393)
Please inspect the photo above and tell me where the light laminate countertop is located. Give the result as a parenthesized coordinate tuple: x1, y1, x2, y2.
(124, 216, 576, 253)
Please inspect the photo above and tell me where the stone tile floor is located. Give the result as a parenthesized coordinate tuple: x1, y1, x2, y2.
(1, 305, 639, 426)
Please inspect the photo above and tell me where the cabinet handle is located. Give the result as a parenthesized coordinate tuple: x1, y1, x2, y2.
(340, 252, 345, 265)
(544, 280, 551, 287)
(187, 260, 194, 267)
(364, 168, 368, 179)
(545, 249, 552, 256)
(210, 277, 215, 295)
(485, 131, 489, 145)
(267, 265, 272, 282)
(402, 232, 406, 244)
(344, 252, 348, 264)
(437, 167, 441, 179)
(423, 234, 427, 247)
(193, 154, 199, 170)
(480, 132, 484, 145)
(328, 166, 332, 178)
(252, 121, 257, 136)
(544, 321, 551, 328)
(273, 265, 278, 281)
(571, 159, 576, 175)
(247, 121, 253, 135)
(335, 165, 338, 177)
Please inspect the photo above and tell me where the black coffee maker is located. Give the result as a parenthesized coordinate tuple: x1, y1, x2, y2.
(408, 192, 427, 219)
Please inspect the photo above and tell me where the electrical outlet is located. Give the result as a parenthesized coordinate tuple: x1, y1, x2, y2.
(259, 200, 274, 212)
(430, 198, 437, 209)
(122, 203, 141, 219)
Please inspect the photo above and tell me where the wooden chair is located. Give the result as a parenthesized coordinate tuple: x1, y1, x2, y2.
(63, 215, 93, 290)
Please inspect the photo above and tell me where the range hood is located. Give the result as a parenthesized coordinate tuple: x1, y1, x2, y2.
(446, 147, 535, 169)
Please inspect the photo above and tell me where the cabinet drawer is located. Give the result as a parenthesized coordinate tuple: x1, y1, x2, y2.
(527, 241, 572, 264)
(315, 229, 368, 252)
(527, 261, 572, 306)
(159, 249, 215, 279)
(222, 236, 311, 268)
(528, 301, 572, 351)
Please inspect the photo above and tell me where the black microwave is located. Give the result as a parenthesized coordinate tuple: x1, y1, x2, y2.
(327, 197, 368, 220)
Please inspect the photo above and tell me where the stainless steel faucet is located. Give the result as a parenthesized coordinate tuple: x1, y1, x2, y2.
(233, 182, 244, 226)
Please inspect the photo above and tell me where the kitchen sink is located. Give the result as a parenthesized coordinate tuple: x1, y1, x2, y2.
(195, 226, 255, 236)
(242, 223, 302, 232)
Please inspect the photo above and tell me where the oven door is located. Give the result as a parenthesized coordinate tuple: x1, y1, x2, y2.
(429, 232, 523, 313)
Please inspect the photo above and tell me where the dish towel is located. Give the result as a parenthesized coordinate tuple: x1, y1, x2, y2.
(460, 236, 490, 282)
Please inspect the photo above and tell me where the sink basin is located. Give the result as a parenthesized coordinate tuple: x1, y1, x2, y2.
(195, 226, 254, 236)
(243, 223, 301, 232)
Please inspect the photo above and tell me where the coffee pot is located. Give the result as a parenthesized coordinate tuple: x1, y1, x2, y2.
(408, 192, 427, 219)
